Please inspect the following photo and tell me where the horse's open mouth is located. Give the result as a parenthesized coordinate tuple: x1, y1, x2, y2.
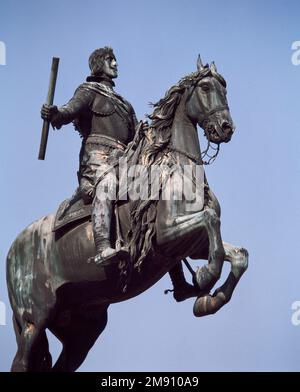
(204, 124, 222, 144)
(204, 123, 233, 144)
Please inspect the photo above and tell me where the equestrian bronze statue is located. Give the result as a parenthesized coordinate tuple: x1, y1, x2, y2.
(6, 49, 248, 372)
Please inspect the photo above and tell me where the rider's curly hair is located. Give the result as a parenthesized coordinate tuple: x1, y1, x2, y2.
(88, 46, 115, 76)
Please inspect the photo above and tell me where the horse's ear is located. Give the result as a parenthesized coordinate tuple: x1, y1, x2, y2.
(197, 54, 204, 71)
(210, 61, 217, 72)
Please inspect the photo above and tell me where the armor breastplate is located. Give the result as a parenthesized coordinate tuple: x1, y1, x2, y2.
(90, 93, 134, 144)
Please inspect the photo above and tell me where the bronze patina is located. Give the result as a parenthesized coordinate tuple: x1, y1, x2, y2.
(6, 51, 248, 372)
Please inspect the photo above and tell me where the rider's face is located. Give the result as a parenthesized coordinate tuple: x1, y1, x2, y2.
(102, 55, 118, 79)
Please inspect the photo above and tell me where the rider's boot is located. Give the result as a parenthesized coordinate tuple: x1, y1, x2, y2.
(89, 196, 129, 267)
(169, 262, 200, 302)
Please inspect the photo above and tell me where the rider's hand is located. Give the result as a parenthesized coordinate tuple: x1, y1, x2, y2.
(41, 104, 58, 121)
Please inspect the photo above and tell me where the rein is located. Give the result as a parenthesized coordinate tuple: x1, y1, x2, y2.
(166, 144, 203, 165)
(201, 141, 220, 165)
(167, 142, 220, 166)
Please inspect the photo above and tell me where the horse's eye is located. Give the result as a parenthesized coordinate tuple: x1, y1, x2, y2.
(200, 84, 210, 91)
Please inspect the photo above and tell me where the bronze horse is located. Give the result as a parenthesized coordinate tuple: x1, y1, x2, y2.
(6, 58, 248, 372)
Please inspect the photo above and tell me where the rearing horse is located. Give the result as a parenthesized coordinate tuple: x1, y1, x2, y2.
(6, 58, 248, 372)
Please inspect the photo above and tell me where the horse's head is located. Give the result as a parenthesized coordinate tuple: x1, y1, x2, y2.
(186, 56, 235, 145)
(146, 57, 235, 165)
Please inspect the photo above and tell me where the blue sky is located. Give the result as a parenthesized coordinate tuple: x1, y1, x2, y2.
(0, 0, 300, 371)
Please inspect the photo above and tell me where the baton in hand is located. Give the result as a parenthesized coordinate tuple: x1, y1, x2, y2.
(38, 57, 59, 160)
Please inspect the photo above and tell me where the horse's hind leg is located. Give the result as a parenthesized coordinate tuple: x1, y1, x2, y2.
(51, 306, 108, 372)
(33, 330, 52, 371)
(11, 315, 23, 371)
(11, 315, 51, 372)
(193, 241, 249, 317)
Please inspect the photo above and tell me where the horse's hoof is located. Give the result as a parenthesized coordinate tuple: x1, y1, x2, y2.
(193, 292, 226, 317)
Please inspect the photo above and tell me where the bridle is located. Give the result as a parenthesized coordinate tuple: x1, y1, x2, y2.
(200, 104, 229, 165)
(187, 79, 230, 165)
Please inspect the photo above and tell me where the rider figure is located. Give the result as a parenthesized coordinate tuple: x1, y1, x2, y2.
(41, 47, 137, 265)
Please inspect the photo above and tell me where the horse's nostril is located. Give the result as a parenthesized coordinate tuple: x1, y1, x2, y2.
(222, 122, 233, 136)
(222, 122, 230, 130)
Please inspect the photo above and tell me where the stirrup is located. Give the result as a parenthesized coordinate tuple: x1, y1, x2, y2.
(87, 247, 130, 267)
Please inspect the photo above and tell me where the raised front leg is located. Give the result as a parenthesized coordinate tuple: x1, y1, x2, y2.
(157, 203, 225, 293)
(168, 261, 200, 302)
(194, 208, 225, 292)
(193, 242, 249, 317)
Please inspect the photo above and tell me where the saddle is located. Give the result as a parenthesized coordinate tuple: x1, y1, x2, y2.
(53, 195, 92, 232)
